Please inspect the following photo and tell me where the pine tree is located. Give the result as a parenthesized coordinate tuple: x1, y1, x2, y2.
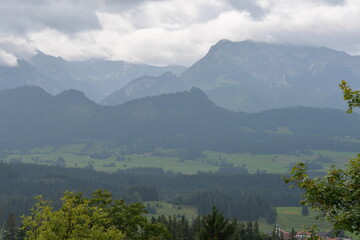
(246, 221, 254, 240)
(253, 221, 261, 240)
(290, 228, 297, 240)
(301, 206, 309, 216)
(3, 213, 18, 240)
(197, 206, 236, 240)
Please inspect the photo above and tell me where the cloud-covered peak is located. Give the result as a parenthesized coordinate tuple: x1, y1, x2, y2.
(0, 0, 359, 66)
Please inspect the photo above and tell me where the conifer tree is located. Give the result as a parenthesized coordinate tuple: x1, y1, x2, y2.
(197, 206, 236, 240)
(3, 213, 18, 240)
(301, 206, 309, 216)
(290, 228, 297, 240)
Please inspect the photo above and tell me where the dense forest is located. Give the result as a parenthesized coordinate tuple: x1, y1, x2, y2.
(0, 162, 300, 224)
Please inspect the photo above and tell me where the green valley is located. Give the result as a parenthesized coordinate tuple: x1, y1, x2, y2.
(1, 144, 356, 174)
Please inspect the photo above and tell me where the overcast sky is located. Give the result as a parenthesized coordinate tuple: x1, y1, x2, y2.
(0, 0, 359, 67)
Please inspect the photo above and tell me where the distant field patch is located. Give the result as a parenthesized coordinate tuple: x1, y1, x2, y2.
(1, 144, 356, 174)
(258, 207, 331, 232)
(145, 201, 198, 220)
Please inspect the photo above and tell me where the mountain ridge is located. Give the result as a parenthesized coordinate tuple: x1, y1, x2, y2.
(101, 71, 186, 105)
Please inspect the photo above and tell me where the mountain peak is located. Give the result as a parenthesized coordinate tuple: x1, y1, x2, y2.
(2, 85, 50, 95)
(189, 86, 206, 96)
(31, 51, 66, 65)
(120, 87, 223, 117)
(180, 40, 360, 112)
(55, 89, 96, 106)
(211, 39, 260, 50)
(0, 85, 53, 107)
(160, 71, 177, 79)
(210, 39, 233, 51)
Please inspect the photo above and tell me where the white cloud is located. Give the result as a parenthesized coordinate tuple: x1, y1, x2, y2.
(0, 0, 359, 66)
(0, 49, 18, 67)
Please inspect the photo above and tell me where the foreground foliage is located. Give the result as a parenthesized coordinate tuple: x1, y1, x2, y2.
(285, 80, 360, 235)
(285, 151, 360, 235)
(21, 190, 170, 240)
(7, 191, 277, 240)
(339, 80, 360, 113)
(152, 209, 273, 240)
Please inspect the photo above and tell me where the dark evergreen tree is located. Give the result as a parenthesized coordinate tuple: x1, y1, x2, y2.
(301, 206, 309, 216)
(197, 206, 236, 240)
(245, 222, 254, 240)
(2, 213, 18, 240)
(266, 207, 277, 224)
(290, 228, 297, 240)
(238, 222, 247, 240)
(253, 221, 261, 240)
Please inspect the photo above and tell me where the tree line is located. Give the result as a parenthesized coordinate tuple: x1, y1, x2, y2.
(0, 162, 301, 224)
(0, 191, 278, 240)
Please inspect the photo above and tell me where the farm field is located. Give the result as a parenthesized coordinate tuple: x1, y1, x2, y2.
(257, 207, 331, 232)
(204, 150, 356, 174)
(0, 144, 356, 174)
(145, 201, 198, 220)
(144, 204, 333, 233)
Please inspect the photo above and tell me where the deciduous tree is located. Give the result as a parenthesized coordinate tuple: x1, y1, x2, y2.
(285, 80, 360, 236)
(21, 190, 170, 240)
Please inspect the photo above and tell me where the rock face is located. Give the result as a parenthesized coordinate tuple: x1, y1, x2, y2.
(0, 51, 186, 102)
(103, 40, 360, 112)
(179, 40, 360, 112)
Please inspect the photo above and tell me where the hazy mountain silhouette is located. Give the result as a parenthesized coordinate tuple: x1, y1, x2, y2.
(0, 51, 186, 102)
(1, 86, 360, 153)
(101, 72, 186, 105)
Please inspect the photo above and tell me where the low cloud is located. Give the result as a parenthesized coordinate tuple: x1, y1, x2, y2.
(0, 49, 18, 67)
(0, 0, 359, 66)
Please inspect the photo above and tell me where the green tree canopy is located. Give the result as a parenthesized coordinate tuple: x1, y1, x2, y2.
(339, 80, 360, 113)
(21, 190, 170, 240)
(285, 157, 360, 235)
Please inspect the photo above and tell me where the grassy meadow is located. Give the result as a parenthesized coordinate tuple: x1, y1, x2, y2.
(1, 143, 356, 174)
(0, 143, 356, 174)
(257, 207, 331, 232)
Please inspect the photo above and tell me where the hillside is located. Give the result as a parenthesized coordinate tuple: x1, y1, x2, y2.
(101, 72, 186, 105)
(0, 86, 359, 153)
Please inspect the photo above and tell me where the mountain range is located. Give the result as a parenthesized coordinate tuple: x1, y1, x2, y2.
(0, 52, 186, 102)
(1, 86, 359, 153)
(2, 40, 360, 112)
(103, 40, 360, 112)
